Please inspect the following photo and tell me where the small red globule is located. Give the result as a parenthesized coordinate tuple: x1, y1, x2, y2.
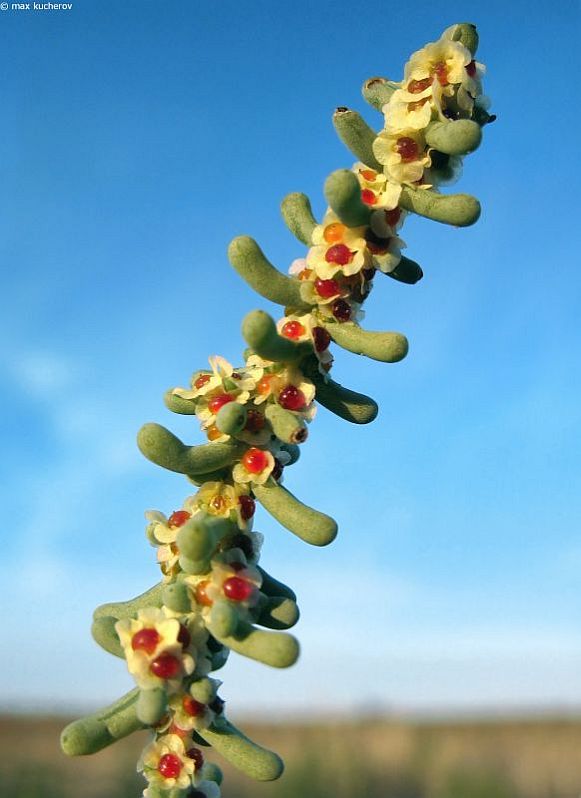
(223, 576, 254, 602)
(408, 77, 432, 93)
(332, 299, 352, 322)
(325, 243, 353, 266)
(245, 409, 265, 433)
(131, 627, 160, 654)
(168, 510, 191, 528)
(150, 653, 181, 679)
(360, 168, 377, 181)
(182, 695, 206, 717)
(385, 207, 401, 227)
(312, 326, 331, 352)
(242, 447, 269, 474)
(281, 320, 306, 340)
(278, 385, 307, 411)
(208, 393, 235, 414)
(433, 61, 448, 84)
(157, 753, 182, 780)
(314, 278, 340, 299)
(395, 137, 419, 162)
(361, 189, 377, 206)
(187, 747, 205, 770)
(177, 625, 191, 649)
(323, 222, 346, 243)
(194, 374, 211, 389)
(195, 580, 213, 607)
(238, 494, 256, 521)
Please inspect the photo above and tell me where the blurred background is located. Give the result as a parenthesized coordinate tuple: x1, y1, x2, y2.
(1, 0, 579, 796)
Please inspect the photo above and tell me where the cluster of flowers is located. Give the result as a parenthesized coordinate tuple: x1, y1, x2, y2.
(116, 352, 317, 796)
(116, 496, 265, 796)
(373, 24, 487, 186)
(287, 25, 488, 355)
(111, 27, 489, 797)
(116, 605, 221, 798)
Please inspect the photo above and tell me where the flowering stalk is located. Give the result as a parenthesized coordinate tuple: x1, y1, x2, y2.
(61, 23, 493, 798)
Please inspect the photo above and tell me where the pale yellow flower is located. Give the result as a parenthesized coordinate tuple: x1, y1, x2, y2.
(139, 734, 196, 791)
(307, 210, 372, 279)
(186, 482, 238, 521)
(373, 129, 431, 185)
(276, 312, 313, 344)
(353, 164, 402, 210)
(232, 448, 275, 486)
(115, 608, 194, 691)
(167, 689, 217, 733)
(404, 37, 472, 88)
(204, 551, 262, 609)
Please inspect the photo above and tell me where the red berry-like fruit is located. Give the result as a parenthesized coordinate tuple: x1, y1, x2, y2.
(332, 299, 352, 322)
(131, 627, 160, 654)
(177, 625, 191, 649)
(182, 695, 206, 717)
(278, 385, 307, 411)
(361, 188, 377, 205)
(187, 747, 205, 770)
(150, 653, 181, 679)
(238, 495, 256, 521)
(194, 374, 211, 389)
(208, 393, 234, 414)
(244, 408, 265, 433)
(242, 448, 269, 474)
(223, 576, 255, 602)
(195, 580, 213, 607)
(325, 243, 353, 266)
(157, 753, 182, 780)
(168, 510, 191, 528)
(281, 320, 306, 340)
(314, 278, 340, 299)
(312, 326, 331, 353)
(396, 137, 419, 162)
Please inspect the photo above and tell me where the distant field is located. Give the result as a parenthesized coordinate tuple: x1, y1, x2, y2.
(1, 714, 581, 798)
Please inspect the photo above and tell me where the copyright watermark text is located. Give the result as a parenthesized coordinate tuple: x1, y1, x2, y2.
(1, 2, 73, 10)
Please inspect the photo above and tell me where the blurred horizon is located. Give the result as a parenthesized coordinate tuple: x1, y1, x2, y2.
(1, 0, 580, 721)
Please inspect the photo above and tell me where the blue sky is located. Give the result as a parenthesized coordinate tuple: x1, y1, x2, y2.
(1, 0, 580, 717)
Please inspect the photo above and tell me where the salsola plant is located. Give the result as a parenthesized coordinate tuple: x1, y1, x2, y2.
(61, 22, 493, 798)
